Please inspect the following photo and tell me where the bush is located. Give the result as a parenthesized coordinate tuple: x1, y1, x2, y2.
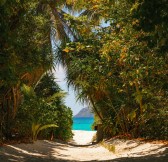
(12, 73, 73, 141)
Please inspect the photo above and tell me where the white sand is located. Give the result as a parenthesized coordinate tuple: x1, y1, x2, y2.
(71, 130, 96, 145)
(0, 130, 167, 162)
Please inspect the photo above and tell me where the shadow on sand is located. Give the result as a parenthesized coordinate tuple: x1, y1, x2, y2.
(0, 140, 167, 162)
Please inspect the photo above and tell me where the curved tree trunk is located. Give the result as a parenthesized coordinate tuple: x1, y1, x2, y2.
(89, 95, 103, 122)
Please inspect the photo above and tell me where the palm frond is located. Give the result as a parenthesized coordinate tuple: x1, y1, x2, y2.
(46, 91, 67, 102)
(32, 123, 58, 141)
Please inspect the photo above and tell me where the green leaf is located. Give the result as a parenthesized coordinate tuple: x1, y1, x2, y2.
(128, 110, 136, 121)
(142, 104, 147, 113)
(37, 124, 58, 133)
(21, 84, 35, 97)
(135, 93, 142, 104)
(46, 92, 67, 102)
(32, 123, 58, 141)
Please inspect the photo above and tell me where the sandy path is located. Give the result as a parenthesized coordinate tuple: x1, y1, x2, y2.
(71, 130, 96, 145)
(0, 130, 167, 162)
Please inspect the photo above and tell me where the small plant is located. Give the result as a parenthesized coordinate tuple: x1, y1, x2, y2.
(32, 123, 58, 141)
(101, 141, 116, 153)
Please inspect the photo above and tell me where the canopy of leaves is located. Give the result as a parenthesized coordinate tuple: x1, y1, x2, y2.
(0, 0, 167, 142)
(0, 0, 75, 141)
(60, 0, 168, 139)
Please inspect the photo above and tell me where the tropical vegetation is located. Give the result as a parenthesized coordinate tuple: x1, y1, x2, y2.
(14, 73, 73, 141)
(0, 0, 73, 142)
(0, 0, 167, 143)
(60, 0, 168, 140)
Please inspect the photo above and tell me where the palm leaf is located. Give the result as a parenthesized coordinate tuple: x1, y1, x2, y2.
(36, 124, 58, 135)
(46, 91, 67, 102)
(32, 123, 58, 141)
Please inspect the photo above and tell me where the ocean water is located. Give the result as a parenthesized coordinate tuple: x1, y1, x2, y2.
(72, 117, 94, 131)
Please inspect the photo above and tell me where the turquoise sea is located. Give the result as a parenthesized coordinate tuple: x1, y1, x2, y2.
(72, 117, 94, 131)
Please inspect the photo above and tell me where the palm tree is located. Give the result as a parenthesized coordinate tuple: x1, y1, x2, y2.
(0, 0, 78, 139)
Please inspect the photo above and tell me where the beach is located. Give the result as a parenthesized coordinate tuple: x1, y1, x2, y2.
(0, 130, 167, 161)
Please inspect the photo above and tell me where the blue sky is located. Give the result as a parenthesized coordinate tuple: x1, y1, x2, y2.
(53, 64, 87, 116)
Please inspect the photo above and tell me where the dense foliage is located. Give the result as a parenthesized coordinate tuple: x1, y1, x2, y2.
(60, 0, 168, 140)
(0, 0, 52, 141)
(0, 0, 74, 142)
(0, 0, 167, 142)
(13, 73, 73, 141)
(35, 73, 73, 141)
